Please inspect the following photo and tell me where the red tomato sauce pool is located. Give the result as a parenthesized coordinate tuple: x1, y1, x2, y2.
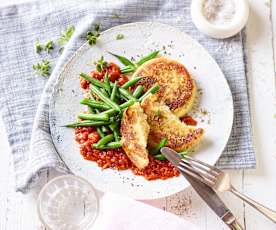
(75, 126, 180, 180)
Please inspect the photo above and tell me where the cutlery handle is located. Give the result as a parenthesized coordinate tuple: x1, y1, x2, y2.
(230, 186, 276, 223)
(229, 220, 244, 230)
(222, 211, 244, 230)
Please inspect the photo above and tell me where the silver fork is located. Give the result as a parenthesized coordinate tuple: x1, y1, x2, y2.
(178, 155, 276, 223)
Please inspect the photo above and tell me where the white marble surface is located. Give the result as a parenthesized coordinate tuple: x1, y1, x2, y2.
(0, 0, 275, 229)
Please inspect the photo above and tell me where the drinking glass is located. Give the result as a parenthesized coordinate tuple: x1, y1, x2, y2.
(37, 175, 99, 230)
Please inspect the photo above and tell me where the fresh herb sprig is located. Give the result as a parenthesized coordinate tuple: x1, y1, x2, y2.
(116, 34, 124, 40)
(111, 13, 121, 19)
(33, 25, 75, 77)
(58, 25, 75, 45)
(33, 59, 51, 77)
(87, 24, 101, 46)
(34, 40, 54, 54)
(35, 42, 43, 54)
(94, 56, 108, 72)
(45, 40, 54, 53)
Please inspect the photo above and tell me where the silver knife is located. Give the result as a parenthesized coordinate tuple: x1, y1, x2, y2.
(161, 147, 243, 230)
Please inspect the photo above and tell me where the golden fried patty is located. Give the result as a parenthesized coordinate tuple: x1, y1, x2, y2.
(132, 56, 197, 117)
(120, 102, 150, 169)
(141, 95, 204, 152)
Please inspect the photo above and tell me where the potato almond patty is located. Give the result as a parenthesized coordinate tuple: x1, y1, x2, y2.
(120, 102, 150, 169)
(132, 57, 197, 117)
(141, 94, 204, 152)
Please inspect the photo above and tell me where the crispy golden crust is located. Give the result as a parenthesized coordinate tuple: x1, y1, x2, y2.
(133, 57, 197, 117)
(120, 103, 150, 169)
(141, 95, 204, 152)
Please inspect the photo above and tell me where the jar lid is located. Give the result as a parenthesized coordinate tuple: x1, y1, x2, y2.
(191, 0, 250, 39)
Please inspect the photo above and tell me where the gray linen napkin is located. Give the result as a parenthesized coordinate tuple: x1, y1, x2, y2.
(0, 0, 255, 192)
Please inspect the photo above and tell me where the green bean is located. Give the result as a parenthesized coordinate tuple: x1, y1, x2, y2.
(108, 52, 135, 67)
(151, 138, 168, 155)
(87, 105, 95, 114)
(106, 141, 122, 148)
(110, 81, 118, 102)
(109, 122, 120, 141)
(80, 73, 107, 89)
(118, 87, 137, 101)
(102, 99, 135, 116)
(86, 106, 104, 136)
(133, 85, 144, 98)
(85, 104, 105, 137)
(136, 50, 159, 66)
(96, 128, 105, 138)
(93, 141, 122, 149)
(104, 72, 111, 95)
(138, 83, 160, 102)
(101, 127, 109, 133)
(65, 121, 110, 128)
(120, 65, 135, 74)
(178, 151, 188, 158)
(109, 82, 137, 101)
(121, 77, 143, 89)
(154, 151, 188, 161)
(93, 134, 114, 147)
(154, 154, 166, 161)
(100, 88, 109, 97)
(78, 113, 109, 121)
(80, 98, 110, 110)
(94, 108, 109, 134)
(90, 85, 121, 112)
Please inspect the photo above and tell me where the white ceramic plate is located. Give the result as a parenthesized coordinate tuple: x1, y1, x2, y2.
(50, 22, 233, 200)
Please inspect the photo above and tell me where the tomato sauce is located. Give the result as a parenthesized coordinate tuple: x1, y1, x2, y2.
(75, 126, 180, 180)
(80, 62, 128, 90)
(181, 115, 197, 126)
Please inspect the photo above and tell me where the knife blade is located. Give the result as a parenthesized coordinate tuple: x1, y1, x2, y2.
(161, 147, 243, 230)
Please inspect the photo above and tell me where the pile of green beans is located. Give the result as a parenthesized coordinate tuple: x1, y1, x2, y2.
(66, 72, 160, 150)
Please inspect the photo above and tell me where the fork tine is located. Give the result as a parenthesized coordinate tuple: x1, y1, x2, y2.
(184, 155, 221, 174)
(180, 160, 217, 182)
(178, 164, 215, 187)
(181, 158, 219, 177)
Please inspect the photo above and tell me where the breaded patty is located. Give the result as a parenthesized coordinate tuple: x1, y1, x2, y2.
(120, 102, 150, 169)
(132, 56, 197, 117)
(141, 95, 204, 152)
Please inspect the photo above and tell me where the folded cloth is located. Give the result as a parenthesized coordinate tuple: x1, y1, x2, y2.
(93, 193, 198, 230)
(0, 0, 255, 192)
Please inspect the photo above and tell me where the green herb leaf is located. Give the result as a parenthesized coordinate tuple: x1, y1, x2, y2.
(35, 42, 43, 54)
(94, 23, 101, 32)
(111, 13, 121, 19)
(58, 25, 75, 45)
(94, 56, 108, 72)
(58, 47, 64, 54)
(33, 59, 51, 77)
(87, 24, 101, 46)
(116, 34, 124, 40)
(44, 40, 54, 53)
